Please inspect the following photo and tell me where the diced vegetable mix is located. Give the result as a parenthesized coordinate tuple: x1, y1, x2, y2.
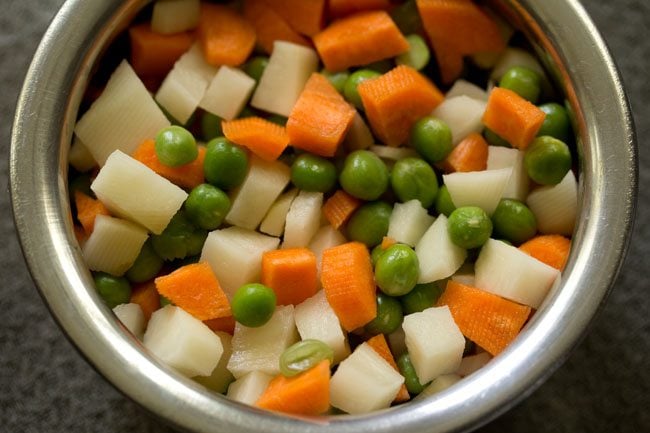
(69, 0, 577, 417)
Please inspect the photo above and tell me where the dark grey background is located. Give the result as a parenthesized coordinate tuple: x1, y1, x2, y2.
(1, 1, 648, 432)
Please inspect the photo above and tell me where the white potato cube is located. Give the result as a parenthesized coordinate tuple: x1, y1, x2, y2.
(227, 371, 274, 405)
(432, 96, 487, 144)
(259, 188, 298, 237)
(227, 305, 298, 378)
(113, 303, 146, 340)
(74, 60, 170, 165)
(68, 136, 96, 172)
(370, 145, 418, 162)
(199, 66, 256, 120)
(474, 239, 560, 308)
(83, 215, 148, 276)
(283, 191, 323, 248)
(526, 170, 577, 236)
(151, 0, 200, 34)
(445, 79, 489, 101)
(417, 374, 461, 398)
(486, 146, 529, 201)
(443, 167, 512, 215)
(490, 47, 546, 82)
(294, 290, 350, 364)
(90, 150, 188, 234)
(415, 215, 467, 283)
(143, 305, 224, 377)
(200, 226, 280, 297)
(456, 352, 492, 377)
(343, 112, 374, 151)
(402, 306, 465, 383)
(251, 41, 319, 116)
(387, 200, 435, 247)
(330, 343, 404, 414)
(308, 225, 346, 276)
(226, 155, 291, 230)
(194, 331, 235, 393)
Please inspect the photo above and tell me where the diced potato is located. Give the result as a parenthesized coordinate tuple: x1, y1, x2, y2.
(456, 352, 492, 377)
(227, 371, 274, 405)
(490, 47, 546, 82)
(443, 167, 512, 215)
(83, 215, 148, 276)
(151, 0, 200, 35)
(68, 136, 96, 172)
(226, 155, 291, 230)
(402, 306, 465, 383)
(415, 215, 466, 283)
(74, 60, 170, 165)
(343, 112, 374, 151)
(90, 150, 188, 234)
(143, 305, 224, 377)
(417, 374, 461, 398)
(113, 303, 145, 340)
(487, 146, 529, 201)
(445, 79, 489, 101)
(199, 66, 256, 120)
(282, 191, 323, 248)
(474, 239, 560, 308)
(387, 199, 435, 247)
(294, 290, 350, 364)
(259, 188, 298, 237)
(227, 305, 298, 378)
(370, 145, 417, 163)
(330, 343, 404, 414)
(194, 331, 235, 393)
(251, 41, 319, 116)
(200, 226, 280, 297)
(431, 95, 487, 144)
(307, 225, 346, 276)
(526, 170, 577, 236)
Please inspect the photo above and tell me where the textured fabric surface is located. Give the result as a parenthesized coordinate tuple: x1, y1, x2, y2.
(1, 1, 648, 432)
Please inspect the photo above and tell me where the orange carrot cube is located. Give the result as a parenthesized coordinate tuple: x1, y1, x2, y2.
(261, 248, 318, 306)
(222, 116, 290, 161)
(129, 24, 194, 78)
(243, 0, 311, 54)
(440, 132, 489, 173)
(366, 334, 410, 403)
(262, 0, 326, 37)
(322, 190, 362, 230)
(74, 190, 110, 235)
(519, 235, 571, 271)
(328, 0, 391, 18)
(130, 280, 161, 322)
(197, 4, 256, 66)
(132, 139, 206, 189)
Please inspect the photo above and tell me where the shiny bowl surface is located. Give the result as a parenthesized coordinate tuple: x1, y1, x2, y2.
(10, 1, 636, 432)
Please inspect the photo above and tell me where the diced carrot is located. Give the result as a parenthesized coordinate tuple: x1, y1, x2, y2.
(519, 235, 571, 271)
(313, 10, 409, 72)
(131, 139, 206, 189)
(322, 190, 362, 229)
(366, 334, 410, 403)
(261, 248, 318, 306)
(74, 190, 110, 235)
(381, 236, 397, 250)
(437, 280, 531, 356)
(256, 360, 331, 415)
(358, 65, 444, 146)
(287, 73, 356, 157)
(204, 315, 237, 335)
(243, 0, 311, 54)
(197, 4, 256, 66)
(482, 87, 546, 150)
(154, 262, 231, 321)
(328, 0, 391, 18)
(222, 117, 289, 161)
(417, 0, 506, 83)
(262, 0, 326, 37)
(130, 281, 161, 322)
(440, 132, 489, 173)
(321, 242, 377, 331)
(129, 23, 194, 78)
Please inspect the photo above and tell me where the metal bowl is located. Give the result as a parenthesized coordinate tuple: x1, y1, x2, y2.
(10, 0, 637, 432)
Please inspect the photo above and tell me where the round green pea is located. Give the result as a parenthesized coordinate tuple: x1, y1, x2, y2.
(200, 111, 223, 142)
(396, 34, 430, 71)
(371, 244, 387, 267)
(491, 199, 537, 245)
(343, 69, 381, 110)
(125, 240, 163, 283)
(204, 137, 249, 190)
(291, 154, 337, 192)
(339, 150, 389, 200)
(537, 102, 571, 143)
(185, 184, 231, 230)
(366, 60, 394, 74)
(231, 283, 276, 328)
(435, 185, 456, 217)
(484, 127, 511, 148)
(346, 201, 392, 247)
(151, 211, 207, 261)
(447, 206, 493, 249)
(266, 114, 287, 126)
(399, 282, 443, 314)
(390, 0, 423, 34)
(375, 244, 419, 296)
(155, 125, 198, 167)
(365, 293, 404, 335)
(279, 339, 334, 377)
(391, 157, 439, 208)
(243, 56, 269, 82)
(321, 68, 350, 93)
(409, 116, 453, 163)
(398, 352, 427, 395)
(499, 66, 542, 103)
(524, 136, 572, 185)
(93, 272, 131, 309)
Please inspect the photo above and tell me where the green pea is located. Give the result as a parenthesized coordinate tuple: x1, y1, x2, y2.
(204, 137, 249, 190)
(365, 293, 404, 335)
(396, 34, 430, 71)
(483, 127, 511, 148)
(266, 114, 288, 126)
(279, 339, 334, 377)
(151, 211, 207, 261)
(160, 295, 173, 307)
(537, 102, 571, 143)
(231, 283, 276, 328)
(185, 184, 231, 230)
(243, 56, 269, 82)
(524, 136, 572, 185)
(93, 272, 131, 309)
(200, 111, 223, 142)
(491, 199, 537, 245)
(321, 68, 350, 93)
(343, 69, 381, 110)
(409, 116, 453, 163)
(390, 0, 423, 34)
(447, 206, 493, 249)
(499, 66, 542, 103)
(399, 282, 443, 314)
(155, 125, 198, 167)
(339, 150, 389, 200)
(398, 352, 427, 394)
(435, 185, 456, 217)
(347, 201, 392, 247)
(125, 239, 163, 283)
(375, 244, 419, 296)
(366, 60, 394, 74)
(391, 157, 439, 208)
(371, 244, 387, 267)
(291, 153, 337, 192)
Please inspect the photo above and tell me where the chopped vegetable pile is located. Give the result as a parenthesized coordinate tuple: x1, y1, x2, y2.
(68, 0, 578, 417)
